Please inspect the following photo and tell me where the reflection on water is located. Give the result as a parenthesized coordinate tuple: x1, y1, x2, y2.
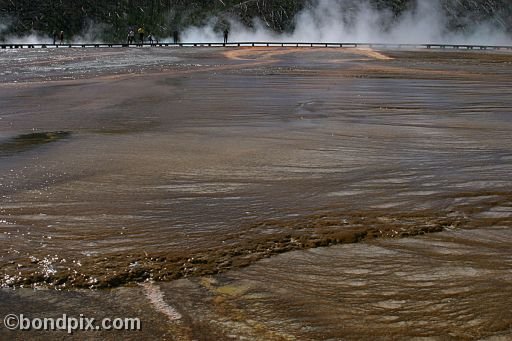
(0, 47, 512, 339)
(0, 131, 71, 157)
(0, 48, 184, 83)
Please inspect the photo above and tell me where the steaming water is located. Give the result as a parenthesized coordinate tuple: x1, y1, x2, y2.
(1, 46, 512, 339)
(180, 0, 512, 46)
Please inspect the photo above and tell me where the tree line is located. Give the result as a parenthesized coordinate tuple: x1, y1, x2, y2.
(0, 0, 510, 41)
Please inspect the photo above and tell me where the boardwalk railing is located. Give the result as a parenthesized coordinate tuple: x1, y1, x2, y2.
(1, 42, 512, 51)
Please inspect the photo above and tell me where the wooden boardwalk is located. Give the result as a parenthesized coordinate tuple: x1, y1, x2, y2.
(2, 42, 512, 51)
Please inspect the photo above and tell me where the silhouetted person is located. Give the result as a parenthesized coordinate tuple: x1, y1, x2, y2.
(173, 30, 179, 44)
(138, 26, 145, 45)
(127, 29, 135, 44)
(223, 28, 229, 44)
(52, 31, 57, 45)
(148, 33, 154, 46)
(59, 31, 64, 44)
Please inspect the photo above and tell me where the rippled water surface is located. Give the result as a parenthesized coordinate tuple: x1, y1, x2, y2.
(0, 47, 511, 339)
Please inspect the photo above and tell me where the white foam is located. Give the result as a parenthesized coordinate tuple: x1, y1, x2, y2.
(141, 282, 182, 321)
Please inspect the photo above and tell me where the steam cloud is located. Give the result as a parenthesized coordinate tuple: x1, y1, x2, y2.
(180, 0, 511, 45)
(0, 20, 109, 45)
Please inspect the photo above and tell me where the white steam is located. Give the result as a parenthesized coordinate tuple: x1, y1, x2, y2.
(180, 0, 511, 45)
(2, 31, 50, 44)
(72, 21, 110, 44)
(0, 19, 107, 44)
(1, 0, 510, 46)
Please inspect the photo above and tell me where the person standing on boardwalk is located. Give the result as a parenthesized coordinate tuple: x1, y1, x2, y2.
(223, 28, 229, 44)
(52, 31, 57, 45)
(59, 31, 64, 44)
(173, 30, 179, 44)
(148, 33, 154, 46)
(138, 26, 145, 45)
(127, 29, 135, 44)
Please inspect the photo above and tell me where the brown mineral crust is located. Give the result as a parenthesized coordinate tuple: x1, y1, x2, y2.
(5, 207, 473, 289)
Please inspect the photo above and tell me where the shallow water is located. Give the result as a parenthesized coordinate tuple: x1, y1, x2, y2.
(1, 227, 511, 340)
(0, 47, 512, 339)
